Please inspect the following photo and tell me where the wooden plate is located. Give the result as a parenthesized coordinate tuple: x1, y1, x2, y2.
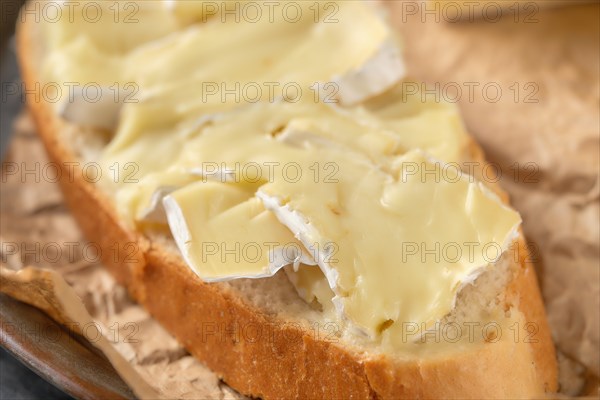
(0, 294, 136, 400)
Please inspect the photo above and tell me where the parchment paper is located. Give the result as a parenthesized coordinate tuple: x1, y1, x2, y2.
(1, 3, 599, 398)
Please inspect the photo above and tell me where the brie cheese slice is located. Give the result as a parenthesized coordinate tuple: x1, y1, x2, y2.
(258, 150, 522, 337)
(101, 0, 403, 137)
(334, 38, 405, 105)
(113, 170, 199, 225)
(163, 181, 313, 282)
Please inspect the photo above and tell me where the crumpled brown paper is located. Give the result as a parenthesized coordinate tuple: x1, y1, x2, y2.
(0, 114, 245, 400)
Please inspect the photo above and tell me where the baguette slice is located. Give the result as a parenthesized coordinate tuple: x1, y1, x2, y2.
(17, 7, 558, 399)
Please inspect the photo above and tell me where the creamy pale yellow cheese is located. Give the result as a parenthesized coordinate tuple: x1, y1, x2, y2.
(163, 181, 313, 281)
(40, 0, 247, 69)
(105, 96, 518, 334)
(41, 0, 183, 55)
(165, 0, 238, 25)
(41, 35, 123, 86)
(41, 1, 403, 144)
(39, 0, 521, 345)
(259, 150, 521, 336)
(40, 0, 187, 86)
(107, 0, 401, 152)
(100, 90, 470, 197)
(114, 170, 200, 225)
(100, 95, 476, 327)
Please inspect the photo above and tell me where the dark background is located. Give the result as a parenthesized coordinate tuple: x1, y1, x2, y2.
(0, 347, 74, 399)
(1, 1, 74, 398)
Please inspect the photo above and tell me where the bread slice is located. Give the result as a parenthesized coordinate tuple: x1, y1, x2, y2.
(17, 6, 558, 399)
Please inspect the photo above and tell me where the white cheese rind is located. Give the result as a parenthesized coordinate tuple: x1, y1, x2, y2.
(334, 38, 406, 105)
(138, 186, 177, 224)
(163, 194, 287, 282)
(163, 182, 315, 283)
(58, 86, 131, 130)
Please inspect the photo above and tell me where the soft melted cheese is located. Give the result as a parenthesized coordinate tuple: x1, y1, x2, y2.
(163, 181, 313, 281)
(107, 0, 402, 151)
(104, 96, 518, 335)
(41, 1, 183, 55)
(164, 0, 238, 25)
(41, 0, 404, 135)
(259, 150, 521, 336)
(114, 170, 200, 225)
(100, 87, 471, 196)
(38, 0, 522, 347)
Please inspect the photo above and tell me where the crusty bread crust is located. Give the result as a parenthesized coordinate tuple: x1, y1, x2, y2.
(16, 8, 558, 399)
